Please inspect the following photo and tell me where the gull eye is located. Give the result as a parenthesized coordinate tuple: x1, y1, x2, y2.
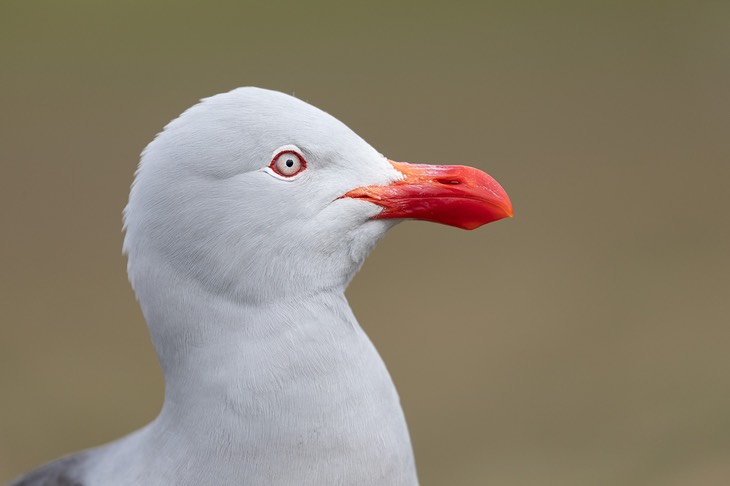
(270, 151, 306, 177)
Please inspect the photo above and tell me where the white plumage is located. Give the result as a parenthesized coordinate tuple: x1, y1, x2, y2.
(10, 87, 512, 486)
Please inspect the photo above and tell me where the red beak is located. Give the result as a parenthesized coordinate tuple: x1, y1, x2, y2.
(342, 161, 513, 230)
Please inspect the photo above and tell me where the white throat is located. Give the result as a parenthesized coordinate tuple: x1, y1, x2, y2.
(88, 263, 418, 485)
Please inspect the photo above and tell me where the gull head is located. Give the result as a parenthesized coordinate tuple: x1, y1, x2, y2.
(123, 87, 512, 305)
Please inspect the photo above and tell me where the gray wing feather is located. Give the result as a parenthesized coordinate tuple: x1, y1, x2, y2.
(6, 453, 87, 486)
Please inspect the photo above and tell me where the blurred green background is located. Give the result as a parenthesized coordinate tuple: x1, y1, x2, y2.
(1, 1, 729, 484)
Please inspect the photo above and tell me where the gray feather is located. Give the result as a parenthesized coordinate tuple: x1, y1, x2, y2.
(7, 453, 87, 486)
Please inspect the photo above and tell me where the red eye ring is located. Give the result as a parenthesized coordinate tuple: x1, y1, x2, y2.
(269, 150, 307, 178)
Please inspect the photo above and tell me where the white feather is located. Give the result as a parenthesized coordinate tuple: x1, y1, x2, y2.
(85, 87, 418, 485)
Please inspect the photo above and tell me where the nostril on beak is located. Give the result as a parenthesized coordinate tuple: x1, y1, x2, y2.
(436, 178, 461, 185)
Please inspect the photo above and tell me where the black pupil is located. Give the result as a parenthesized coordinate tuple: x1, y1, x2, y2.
(285, 159, 294, 167)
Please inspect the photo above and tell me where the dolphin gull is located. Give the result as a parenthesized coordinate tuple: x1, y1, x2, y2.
(9, 87, 513, 486)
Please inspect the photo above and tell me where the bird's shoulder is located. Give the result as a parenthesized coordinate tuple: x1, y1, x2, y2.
(7, 452, 88, 486)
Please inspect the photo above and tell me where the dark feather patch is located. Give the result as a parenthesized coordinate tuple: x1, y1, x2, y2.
(7, 453, 87, 486)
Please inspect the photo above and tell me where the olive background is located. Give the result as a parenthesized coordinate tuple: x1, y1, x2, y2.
(1, 1, 729, 485)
